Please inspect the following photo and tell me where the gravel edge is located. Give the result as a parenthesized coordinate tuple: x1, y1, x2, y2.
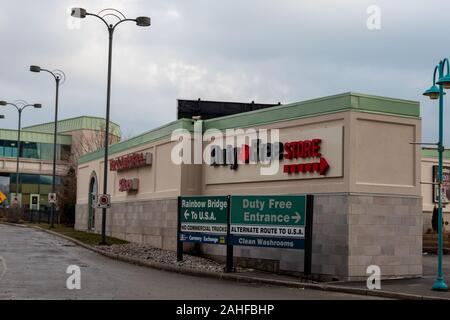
(3, 222, 449, 301)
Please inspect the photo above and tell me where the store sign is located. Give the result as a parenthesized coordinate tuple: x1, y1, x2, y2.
(433, 165, 450, 204)
(110, 152, 152, 171)
(210, 136, 332, 176)
(119, 178, 139, 192)
(204, 126, 343, 185)
(229, 195, 307, 249)
(179, 196, 228, 245)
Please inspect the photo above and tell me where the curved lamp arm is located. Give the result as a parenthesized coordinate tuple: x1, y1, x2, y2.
(5, 102, 20, 112)
(40, 68, 59, 81)
(433, 64, 440, 85)
(112, 18, 138, 31)
(443, 58, 450, 75)
(86, 12, 111, 29)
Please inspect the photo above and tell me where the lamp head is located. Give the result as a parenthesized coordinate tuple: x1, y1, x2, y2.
(0, 101, 7, 106)
(136, 16, 151, 27)
(33, 104, 42, 109)
(437, 74, 450, 89)
(71, 7, 87, 18)
(423, 85, 441, 100)
(29, 65, 41, 73)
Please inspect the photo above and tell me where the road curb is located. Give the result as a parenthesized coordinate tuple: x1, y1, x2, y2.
(5, 223, 449, 300)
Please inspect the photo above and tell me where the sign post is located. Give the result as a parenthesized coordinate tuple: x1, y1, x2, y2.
(225, 195, 233, 272)
(177, 196, 183, 262)
(304, 195, 314, 276)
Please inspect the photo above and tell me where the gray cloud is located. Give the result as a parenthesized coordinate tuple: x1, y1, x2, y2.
(0, 0, 449, 145)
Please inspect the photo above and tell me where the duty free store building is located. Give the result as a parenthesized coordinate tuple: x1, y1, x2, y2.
(75, 92, 449, 280)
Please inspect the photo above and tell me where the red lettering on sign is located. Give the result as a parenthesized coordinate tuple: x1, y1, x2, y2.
(312, 139, 322, 157)
(284, 142, 293, 160)
(110, 152, 152, 171)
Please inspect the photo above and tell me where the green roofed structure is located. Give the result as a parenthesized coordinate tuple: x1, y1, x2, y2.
(0, 115, 120, 210)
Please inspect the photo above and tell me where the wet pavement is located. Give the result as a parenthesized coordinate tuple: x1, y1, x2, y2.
(0, 224, 381, 300)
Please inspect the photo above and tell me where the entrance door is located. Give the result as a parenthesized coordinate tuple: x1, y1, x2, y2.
(30, 194, 39, 211)
(88, 176, 97, 231)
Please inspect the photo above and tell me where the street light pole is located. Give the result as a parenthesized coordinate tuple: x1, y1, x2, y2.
(423, 58, 450, 291)
(30, 66, 65, 228)
(100, 27, 114, 245)
(71, 7, 151, 245)
(16, 109, 22, 197)
(0, 101, 41, 206)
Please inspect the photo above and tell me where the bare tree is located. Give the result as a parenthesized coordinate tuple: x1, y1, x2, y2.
(71, 123, 121, 161)
(57, 122, 121, 225)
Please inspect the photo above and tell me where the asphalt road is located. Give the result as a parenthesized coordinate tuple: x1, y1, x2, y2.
(0, 224, 381, 300)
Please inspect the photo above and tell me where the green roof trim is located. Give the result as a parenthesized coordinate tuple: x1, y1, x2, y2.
(203, 92, 420, 131)
(0, 129, 72, 145)
(23, 116, 121, 136)
(422, 148, 450, 160)
(78, 92, 420, 165)
(78, 119, 194, 164)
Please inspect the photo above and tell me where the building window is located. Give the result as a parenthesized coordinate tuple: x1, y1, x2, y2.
(0, 139, 70, 161)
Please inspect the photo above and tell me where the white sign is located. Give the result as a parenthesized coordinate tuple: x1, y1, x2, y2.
(11, 196, 19, 206)
(96, 194, 111, 209)
(48, 193, 57, 204)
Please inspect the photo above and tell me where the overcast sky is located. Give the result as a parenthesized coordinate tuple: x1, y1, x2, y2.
(0, 0, 449, 144)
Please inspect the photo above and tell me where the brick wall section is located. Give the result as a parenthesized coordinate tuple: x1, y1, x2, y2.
(311, 195, 349, 279)
(347, 195, 423, 280)
(75, 199, 178, 251)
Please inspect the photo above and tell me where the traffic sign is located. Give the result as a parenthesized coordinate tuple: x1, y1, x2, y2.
(96, 194, 111, 209)
(179, 196, 228, 238)
(230, 195, 307, 248)
(177, 196, 231, 269)
(0, 191, 7, 204)
(48, 193, 57, 204)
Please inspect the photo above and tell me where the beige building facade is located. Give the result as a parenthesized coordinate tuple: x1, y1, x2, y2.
(75, 92, 424, 280)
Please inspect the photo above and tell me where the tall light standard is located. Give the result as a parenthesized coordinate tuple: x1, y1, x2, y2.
(0, 101, 41, 205)
(29, 66, 65, 228)
(71, 7, 151, 244)
(423, 58, 450, 291)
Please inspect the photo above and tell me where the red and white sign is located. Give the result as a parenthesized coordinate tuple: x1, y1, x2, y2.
(119, 178, 139, 192)
(96, 194, 111, 208)
(110, 152, 152, 171)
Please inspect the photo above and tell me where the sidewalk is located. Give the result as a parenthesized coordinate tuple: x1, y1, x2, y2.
(329, 254, 450, 300)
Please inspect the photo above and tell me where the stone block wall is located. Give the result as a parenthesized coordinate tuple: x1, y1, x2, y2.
(200, 193, 423, 281)
(75, 198, 178, 251)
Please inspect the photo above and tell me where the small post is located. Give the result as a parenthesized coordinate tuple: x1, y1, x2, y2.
(176, 196, 183, 262)
(225, 195, 234, 272)
(304, 195, 314, 277)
